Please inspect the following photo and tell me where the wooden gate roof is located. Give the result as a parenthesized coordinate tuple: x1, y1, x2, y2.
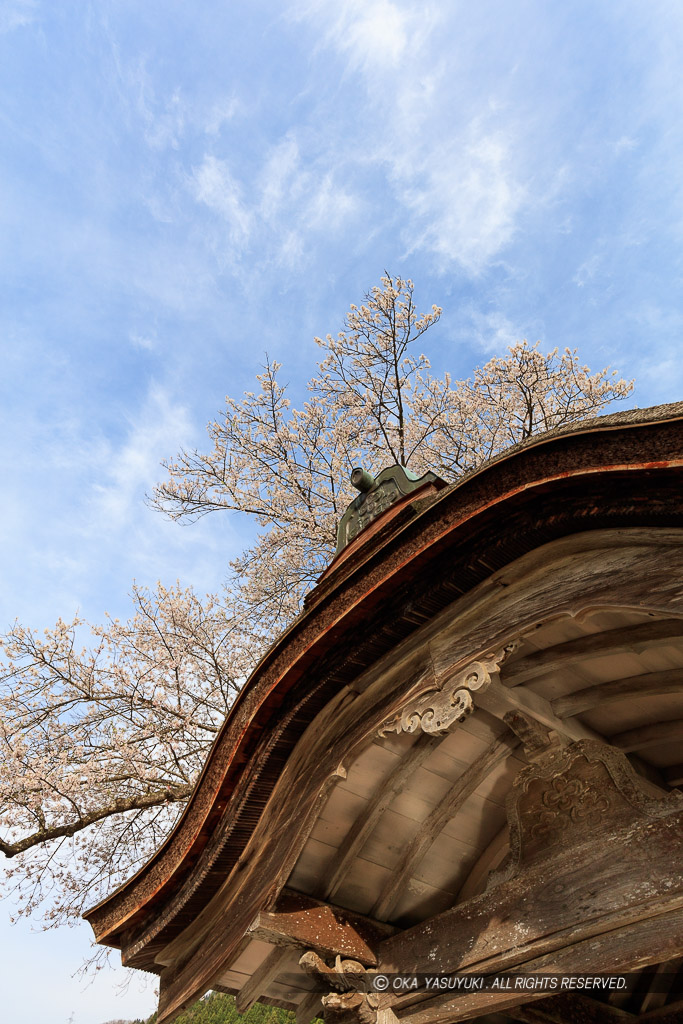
(85, 402, 683, 1024)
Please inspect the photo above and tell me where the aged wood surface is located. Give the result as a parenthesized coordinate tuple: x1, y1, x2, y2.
(456, 825, 509, 903)
(378, 647, 517, 739)
(473, 680, 668, 796)
(663, 764, 683, 786)
(154, 534, 683, 1022)
(612, 718, 683, 753)
(235, 945, 294, 1013)
(246, 888, 395, 965)
(502, 712, 561, 759)
(509, 994, 636, 1023)
(475, 679, 601, 745)
(637, 957, 683, 1015)
(321, 733, 444, 902)
(371, 736, 518, 921)
(392, 906, 683, 1024)
(380, 743, 683, 980)
(638, 998, 683, 1021)
(551, 669, 683, 719)
(296, 990, 323, 1024)
(214, 982, 299, 1013)
(503, 619, 683, 689)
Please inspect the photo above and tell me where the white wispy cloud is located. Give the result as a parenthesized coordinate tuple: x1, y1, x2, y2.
(399, 130, 525, 273)
(465, 309, 524, 354)
(191, 155, 253, 245)
(304, 172, 357, 231)
(0, 0, 37, 34)
(129, 329, 157, 351)
(188, 134, 359, 270)
(204, 94, 241, 135)
(292, 0, 528, 275)
(259, 135, 302, 221)
(322, 0, 412, 72)
(91, 384, 192, 531)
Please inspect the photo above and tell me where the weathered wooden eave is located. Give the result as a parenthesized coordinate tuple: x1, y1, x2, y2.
(83, 402, 683, 966)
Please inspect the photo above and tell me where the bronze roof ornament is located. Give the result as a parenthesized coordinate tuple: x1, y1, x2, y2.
(335, 464, 445, 554)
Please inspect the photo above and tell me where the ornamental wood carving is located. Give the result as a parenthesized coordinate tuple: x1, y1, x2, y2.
(378, 737, 683, 1021)
(377, 642, 519, 737)
(495, 739, 683, 882)
(299, 951, 380, 1024)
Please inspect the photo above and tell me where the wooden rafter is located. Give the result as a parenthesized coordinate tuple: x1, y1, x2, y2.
(552, 668, 683, 719)
(503, 620, 683, 689)
(475, 678, 599, 744)
(637, 957, 683, 1015)
(612, 718, 683, 753)
(235, 945, 295, 1013)
(664, 764, 683, 787)
(473, 679, 667, 794)
(508, 993, 636, 1023)
(371, 735, 518, 921)
(456, 824, 509, 903)
(295, 991, 323, 1024)
(638, 997, 683, 1021)
(322, 732, 445, 902)
(214, 983, 298, 1013)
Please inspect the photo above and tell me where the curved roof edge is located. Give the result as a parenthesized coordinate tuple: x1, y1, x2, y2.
(84, 401, 683, 958)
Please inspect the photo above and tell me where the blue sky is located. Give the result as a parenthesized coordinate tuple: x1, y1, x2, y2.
(1, 1, 682, 1021)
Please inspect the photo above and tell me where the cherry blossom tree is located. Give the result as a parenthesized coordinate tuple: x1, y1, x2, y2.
(0, 274, 633, 928)
(152, 274, 633, 627)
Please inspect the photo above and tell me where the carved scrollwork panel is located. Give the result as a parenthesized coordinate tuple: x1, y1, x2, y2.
(378, 685, 473, 737)
(529, 775, 611, 840)
(377, 642, 520, 738)
(490, 739, 683, 887)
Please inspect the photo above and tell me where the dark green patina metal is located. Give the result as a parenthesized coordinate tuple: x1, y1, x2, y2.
(335, 464, 445, 555)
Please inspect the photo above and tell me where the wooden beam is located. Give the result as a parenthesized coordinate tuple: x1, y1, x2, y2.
(392, 905, 683, 1024)
(214, 983, 298, 1013)
(664, 764, 683, 787)
(503, 710, 559, 757)
(456, 825, 509, 903)
(475, 679, 667, 795)
(322, 732, 444, 902)
(503, 620, 683, 688)
(235, 945, 294, 1013)
(380, 804, 683, 980)
(475, 677, 600, 744)
(296, 991, 323, 1024)
(639, 998, 683, 1021)
(371, 735, 518, 921)
(552, 669, 683, 719)
(612, 719, 683, 753)
(637, 957, 683, 1015)
(508, 993, 636, 1023)
(247, 888, 395, 966)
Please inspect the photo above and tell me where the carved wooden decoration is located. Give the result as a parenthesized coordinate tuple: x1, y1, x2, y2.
(500, 739, 683, 876)
(378, 738, 683, 1021)
(376, 682, 473, 737)
(81, 404, 683, 1024)
(299, 951, 379, 1024)
(377, 642, 519, 737)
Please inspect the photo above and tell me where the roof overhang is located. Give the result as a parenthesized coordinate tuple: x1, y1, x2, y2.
(84, 403, 683, 1023)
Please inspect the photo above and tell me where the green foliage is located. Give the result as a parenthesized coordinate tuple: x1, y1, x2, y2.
(140, 990, 316, 1024)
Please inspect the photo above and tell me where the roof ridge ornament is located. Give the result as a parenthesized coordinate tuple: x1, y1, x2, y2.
(335, 463, 445, 555)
